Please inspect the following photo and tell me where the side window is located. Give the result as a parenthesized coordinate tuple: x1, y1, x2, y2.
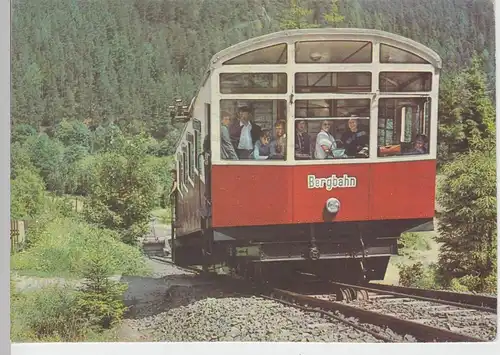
(193, 119, 201, 172)
(187, 133, 194, 181)
(182, 146, 188, 186)
(178, 152, 184, 190)
(294, 99, 370, 160)
(219, 99, 287, 161)
(378, 98, 431, 157)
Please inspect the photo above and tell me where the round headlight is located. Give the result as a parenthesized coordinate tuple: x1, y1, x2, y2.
(326, 198, 340, 214)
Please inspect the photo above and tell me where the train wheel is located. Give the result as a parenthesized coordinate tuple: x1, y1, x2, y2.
(336, 288, 350, 302)
(356, 289, 369, 301)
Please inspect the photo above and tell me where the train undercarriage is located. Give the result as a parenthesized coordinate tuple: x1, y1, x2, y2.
(169, 218, 433, 284)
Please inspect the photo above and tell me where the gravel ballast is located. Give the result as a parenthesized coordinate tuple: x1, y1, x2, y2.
(129, 292, 386, 342)
(123, 258, 389, 342)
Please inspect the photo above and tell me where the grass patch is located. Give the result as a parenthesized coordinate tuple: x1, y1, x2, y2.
(11, 284, 89, 342)
(11, 216, 151, 278)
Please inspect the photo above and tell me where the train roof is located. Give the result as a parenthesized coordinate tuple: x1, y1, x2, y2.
(209, 28, 442, 69)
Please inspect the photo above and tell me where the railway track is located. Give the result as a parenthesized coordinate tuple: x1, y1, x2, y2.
(315, 280, 497, 341)
(266, 288, 489, 342)
(337, 281, 497, 312)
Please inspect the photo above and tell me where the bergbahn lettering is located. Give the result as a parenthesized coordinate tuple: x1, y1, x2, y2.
(307, 174, 357, 190)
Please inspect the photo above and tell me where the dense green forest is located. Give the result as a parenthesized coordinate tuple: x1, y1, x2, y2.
(11, 0, 495, 141)
(9, 0, 497, 342)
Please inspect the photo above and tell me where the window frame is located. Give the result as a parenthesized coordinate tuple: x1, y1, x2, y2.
(377, 97, 432, 158)
(379, 43, 430, 64)
(295, 72, 372, 93)
(218, 98, 289, 162)
(193, 119, 202, 172)
(210, 39, 438, 165)
(223, 43, 288, 65)
(379, 71, 433, 93)
(295, 40, 373, 64)
(187, 133, 194, 183)
(219, 73, 288, 94)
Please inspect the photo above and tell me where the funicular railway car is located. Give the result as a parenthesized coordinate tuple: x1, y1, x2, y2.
(169, 28, 441, 283)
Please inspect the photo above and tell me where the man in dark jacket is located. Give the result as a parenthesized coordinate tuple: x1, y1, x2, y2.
(294, 119, 311, 159)
(340, 118, 368, 157)
(229, 105, 262, 159)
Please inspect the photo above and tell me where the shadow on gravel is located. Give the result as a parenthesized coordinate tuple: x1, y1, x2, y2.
(120, 274, 252, 319)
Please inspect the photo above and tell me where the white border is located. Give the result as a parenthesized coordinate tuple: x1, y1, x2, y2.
(5, 4, 499, 355)
(2, 0, 11, 354)
(9, 341, 500, 355)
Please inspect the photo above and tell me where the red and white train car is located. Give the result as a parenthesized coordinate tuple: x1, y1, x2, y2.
(170, 28, 441, 282)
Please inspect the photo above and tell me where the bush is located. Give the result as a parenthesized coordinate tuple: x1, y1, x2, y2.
(398, 262, 439, 289)
(76, 250, 128, 329)
(398, 232, 432, 259)
(10, 167, 46, 220)
(436, 147, 496, 284)
(448, 273, 497, 294)
(83, 136, 159, 244)
(11, 216, 151, 278)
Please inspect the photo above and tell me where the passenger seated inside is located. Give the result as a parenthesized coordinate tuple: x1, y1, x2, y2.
(295, 120, 311, 159)
(220, 110, 238, 160)
(272, 120, 286, 158)
(404, 134, 428, 155)
(253, 129, 275, 160)
(340, 118, 369, 157)
(315, 120, 337, 159)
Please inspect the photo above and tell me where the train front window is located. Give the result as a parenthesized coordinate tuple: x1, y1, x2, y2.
(295, 99, 370, 118)
(295, 41, 372, 63)
(295, 72, 372, 93)
(380, 44, 429, 64)
(378, 98, 431, 157)
(220, 73, 287, 94)
(294, 99, 370, 160)
(219, 99, 287, 161)
(223, 43, 287, 65)
(379, 72, 432, 92)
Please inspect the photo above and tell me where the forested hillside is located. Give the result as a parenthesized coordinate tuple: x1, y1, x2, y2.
(11, 0, 495, 145)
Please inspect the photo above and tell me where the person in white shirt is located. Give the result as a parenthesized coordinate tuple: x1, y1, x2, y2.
(315, 120, 336, 159)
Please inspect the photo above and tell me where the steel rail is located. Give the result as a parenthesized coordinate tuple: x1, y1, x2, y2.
(364, 282, 497, 311)
(329, 280, 497, 314)
(271, 288, 486, 342)
(258, 294, 396, 342)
